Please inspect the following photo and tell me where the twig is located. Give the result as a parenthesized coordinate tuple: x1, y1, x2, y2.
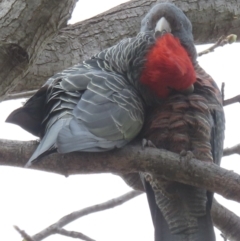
(223, 144, 240, 156)
(223, 95, 240, 106)
(198, 34, 237, 57)
(221, 82, 225, 102)
(56, 228, 96, 241)
(220, 234, 228, 241)
(3, 90, 37, 101)
(14, 225, 35, 241)
(32, 190, 142, 241)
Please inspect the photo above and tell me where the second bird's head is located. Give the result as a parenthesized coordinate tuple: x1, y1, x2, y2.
(140, 3, 197, 98)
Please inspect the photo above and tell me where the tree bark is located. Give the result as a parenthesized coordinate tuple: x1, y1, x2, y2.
(212, 199, 240, 241)
(1, 0, 240, 97)
(1, 1, 240, 240)
(1, 139, 240, 203)
(0, 0, 77, 98)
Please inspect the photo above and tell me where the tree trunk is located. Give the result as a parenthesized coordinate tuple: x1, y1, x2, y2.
(1, 0, 240, 98)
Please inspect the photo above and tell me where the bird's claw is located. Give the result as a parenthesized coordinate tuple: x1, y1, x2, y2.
(142, 139, 156, 150)
(180, 150, 194, 161)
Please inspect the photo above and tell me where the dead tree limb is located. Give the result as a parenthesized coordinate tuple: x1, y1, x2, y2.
(224, 95, 240, 106)
(223, 144, 240, 156)
(212, 199, 240, 241)
(14, 190, 240, 241)
(31, 190, 142, 241)
(198, 34, 237, 57)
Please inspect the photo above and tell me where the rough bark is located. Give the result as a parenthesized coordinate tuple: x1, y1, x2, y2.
(1, 0, 240, 97)
(1, 138, 240, 203)
(212, 199, 240, 241)
(1, 1, 240, 240)
(224, 144, 240, 156)
(0, 0, 77, 98)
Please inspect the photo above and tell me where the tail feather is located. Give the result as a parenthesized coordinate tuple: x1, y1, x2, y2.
(5, 86, 48, 137)
(143, 178, 215, 241)
(25, 118, 70, 167)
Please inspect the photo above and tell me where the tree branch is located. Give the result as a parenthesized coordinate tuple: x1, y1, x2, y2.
(223, 95, 240, 106)
(31, 190, 142, 241)
(198, 34, 237, 57)
(55, 228, 96, 241)
(14, 190, 240, 241)
(212, 199, 240, 241)
(14, 225, 36, 241)
(2, 0, 240, 96)
(223, 144, 240, 156)
(3, 90, 37, 101)
(0, 0, 77, 98)
(1, 139, 240, 203)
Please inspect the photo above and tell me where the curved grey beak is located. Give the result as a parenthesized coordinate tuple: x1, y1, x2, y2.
(155, 17, 171, 38)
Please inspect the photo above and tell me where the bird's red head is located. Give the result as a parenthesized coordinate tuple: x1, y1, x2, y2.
(140, 33, 196, 98)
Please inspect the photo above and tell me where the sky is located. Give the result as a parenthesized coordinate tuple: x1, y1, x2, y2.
(0, 0, 240, 240)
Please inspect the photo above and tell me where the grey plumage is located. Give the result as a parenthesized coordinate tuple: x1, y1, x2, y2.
(6, 3, 196, 168)
(6, 32, 159, 167)
(141, 64, 224, 241)
(6, 3, 218, 241)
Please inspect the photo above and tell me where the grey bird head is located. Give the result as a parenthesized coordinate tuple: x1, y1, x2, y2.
(141, 3, 197, 64)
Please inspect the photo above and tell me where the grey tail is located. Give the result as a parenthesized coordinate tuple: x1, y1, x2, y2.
(24, 118, 69, 167)
(5, 86, 48, 137)
(143, 180, 216, 241)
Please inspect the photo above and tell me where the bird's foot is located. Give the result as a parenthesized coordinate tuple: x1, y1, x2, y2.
(180, 150, 194, 161)
(142, 139, 156, 150)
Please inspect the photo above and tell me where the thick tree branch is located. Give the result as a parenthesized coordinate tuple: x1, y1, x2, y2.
(31, 190, 142, 241)
(0, 0, 77, 98)
(2, 0, 240, 96)
(1, 139, 240, 203)
(223, 144, 240, 156)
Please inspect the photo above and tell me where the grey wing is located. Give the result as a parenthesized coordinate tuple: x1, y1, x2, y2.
(57, 71, 145, 153)
(26, 67, 145, 166)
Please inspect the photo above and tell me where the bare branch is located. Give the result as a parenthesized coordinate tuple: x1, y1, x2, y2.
(198, 34, 237, 57)
(220, 234, 228, 241)
(32, 190, 142, 241)
(1, 139, 240, 203)
(221, 82, 225, 102)
(223, 95, 240, 106)
(212, 199, 240, 241)
(3, 90, 37, 101)
(14, 225, 36, 241)
(223, 144, 240, 156)
(13, 189, 240, 241)
(55, 228, 96, 241)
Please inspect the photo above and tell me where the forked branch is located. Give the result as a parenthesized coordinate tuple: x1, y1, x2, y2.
(15, 190, 142, 241)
